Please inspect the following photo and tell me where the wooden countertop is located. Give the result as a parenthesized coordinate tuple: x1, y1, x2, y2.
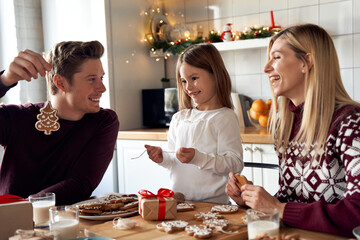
(79, 201, 346, 240)
(118, 127, 273, 144)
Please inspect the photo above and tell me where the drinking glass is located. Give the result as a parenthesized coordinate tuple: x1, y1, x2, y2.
(28, 192, 55, 228)
(247, 208, 279, 240)
(49, 205, 79, 240)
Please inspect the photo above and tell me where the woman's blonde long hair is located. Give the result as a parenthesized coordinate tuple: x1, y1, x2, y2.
(175, 43, 233, 110)
(268, 24, 360, 163)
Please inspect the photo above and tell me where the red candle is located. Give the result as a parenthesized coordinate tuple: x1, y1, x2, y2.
(270, 10, 275, 28)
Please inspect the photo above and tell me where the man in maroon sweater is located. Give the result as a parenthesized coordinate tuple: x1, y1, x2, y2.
(0, 41, 119, 205)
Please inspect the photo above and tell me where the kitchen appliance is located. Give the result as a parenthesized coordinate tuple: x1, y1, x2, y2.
(142, 88, 178, 127)
(231, 93, 253, 127)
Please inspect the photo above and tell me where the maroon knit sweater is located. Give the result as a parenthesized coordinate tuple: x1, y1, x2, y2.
(0, 75, 119, 205)
(276, 102, 360, 237)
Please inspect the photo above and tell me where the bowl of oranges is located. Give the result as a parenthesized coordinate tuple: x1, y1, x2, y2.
(247, 99, 272, 128)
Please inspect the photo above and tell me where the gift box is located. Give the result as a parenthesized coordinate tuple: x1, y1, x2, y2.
(138, 188, 177, 220)
(0, 195, 33, 240)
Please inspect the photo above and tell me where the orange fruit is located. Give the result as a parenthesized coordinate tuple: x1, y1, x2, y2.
(258, 114, 269, 127)
(251, 99, 267, 113)
(266, 99, 272, 110)
(249, 108, 261, 120)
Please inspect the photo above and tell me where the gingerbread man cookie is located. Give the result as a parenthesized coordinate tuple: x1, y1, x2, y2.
(156, 220, 189, 233)
(211, 204, 239, 213)
(185, 225, 213, 239)
(177, 202, 196, 212)
(203, 218, 229, 231)
(194, 211, 224, 221)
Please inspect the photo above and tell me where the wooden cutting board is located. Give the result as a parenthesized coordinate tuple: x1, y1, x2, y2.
(82, 201, 248, 240)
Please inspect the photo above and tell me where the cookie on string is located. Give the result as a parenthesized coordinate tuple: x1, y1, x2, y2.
(35, 101, 60, 135)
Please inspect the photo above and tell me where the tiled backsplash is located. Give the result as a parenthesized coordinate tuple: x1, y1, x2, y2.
(162, 0, 359, 102)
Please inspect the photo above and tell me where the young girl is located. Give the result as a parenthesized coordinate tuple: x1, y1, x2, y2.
(226, 24, 360, 237)
(145, 43, 244, 204)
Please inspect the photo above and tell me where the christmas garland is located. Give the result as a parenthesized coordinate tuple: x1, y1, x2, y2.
(148, 26, 281, 56)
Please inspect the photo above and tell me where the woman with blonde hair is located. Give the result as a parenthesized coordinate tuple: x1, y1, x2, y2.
(145, 43, 243, 204)
(226, 24, 360, 237)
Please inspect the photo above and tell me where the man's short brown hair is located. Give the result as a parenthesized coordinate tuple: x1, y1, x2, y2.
(45, 40, 104, 95)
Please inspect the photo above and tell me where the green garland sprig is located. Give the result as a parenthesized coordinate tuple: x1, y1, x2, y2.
(240, 26, 280, 40)
(148, 26, 281, 56)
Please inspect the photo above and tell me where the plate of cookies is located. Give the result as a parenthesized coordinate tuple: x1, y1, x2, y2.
(74, 193, 139, 220)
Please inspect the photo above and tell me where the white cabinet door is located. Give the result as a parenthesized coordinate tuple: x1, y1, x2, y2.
(241, 143, 279, 196)
(252, 144, 279, 196)
(241, 144, 254, 181)
(117, 140, 171, 194)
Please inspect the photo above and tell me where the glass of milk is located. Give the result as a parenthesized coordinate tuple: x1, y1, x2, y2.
(28, 192, 55, 228)
(247, 208, 279, 240)
(49, 205, 79, 240)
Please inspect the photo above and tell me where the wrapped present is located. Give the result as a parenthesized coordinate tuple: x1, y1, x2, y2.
(0, 195, 33, 240)
(138, 188, 177, 220)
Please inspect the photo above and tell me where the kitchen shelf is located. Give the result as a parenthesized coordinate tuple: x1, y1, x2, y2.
(212, 37, 271, 51)
(149, 37, 271, 57)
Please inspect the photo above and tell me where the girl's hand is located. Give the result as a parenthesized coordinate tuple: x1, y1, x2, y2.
(225, 172, 246, 206)
(241, 184, 286, 218)
(144, 144, 163, 163)
(1, 49, 52, 86)
(176, 147, 195, 163)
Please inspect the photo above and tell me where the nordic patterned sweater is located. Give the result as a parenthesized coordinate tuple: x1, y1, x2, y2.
(277, 102, 360, 238)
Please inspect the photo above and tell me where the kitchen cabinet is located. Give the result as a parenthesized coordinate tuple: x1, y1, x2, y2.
(116, 139, 171, 194)
(115, 138, 279, 197)
(241, 143, 279, 196)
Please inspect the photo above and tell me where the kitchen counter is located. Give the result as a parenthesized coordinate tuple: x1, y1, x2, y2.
(118, 127, 273, 144)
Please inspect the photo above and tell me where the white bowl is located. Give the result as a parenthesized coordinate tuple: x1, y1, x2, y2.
(353, 226, 360, 240)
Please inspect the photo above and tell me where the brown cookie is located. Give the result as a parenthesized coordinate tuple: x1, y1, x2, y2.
(173, 192, 185, 203)
(203, 218, 229, 231)
(121, 201, 139, 210)
(177, 202, 196, 212)
(104, 202, 125, 211)
(77, 202, 104, 210)
(156, 220, 189, 233)
(234, 174, 248, 189)
(101, 210, 128, 216)
(79, 208, 103, 215)
(185, 225, 213, 239)
(194, 212, 224, 221)
(211, 204, 239, 214)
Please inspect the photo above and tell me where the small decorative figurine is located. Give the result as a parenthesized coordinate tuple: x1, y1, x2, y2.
(220, 23, 233, 42)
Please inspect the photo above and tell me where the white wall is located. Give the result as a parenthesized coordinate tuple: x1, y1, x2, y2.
(162, 0, 360, 102)
(105, 0, 165, 130)
(41, 0, 111, 109)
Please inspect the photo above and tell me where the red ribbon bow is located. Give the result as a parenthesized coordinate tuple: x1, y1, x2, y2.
(138, 188, 174, 220)
(0, 194, 27, 204)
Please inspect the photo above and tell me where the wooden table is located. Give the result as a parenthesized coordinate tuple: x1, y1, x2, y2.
(79, 202, 347, 240)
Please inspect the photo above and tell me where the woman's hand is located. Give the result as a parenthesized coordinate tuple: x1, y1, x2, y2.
(225, 172, 246, 206)
(1, 49, 52, 86)
(145, 144, 163, 163)
(176, 147, 195, 163)
(241, 184, 286, 218)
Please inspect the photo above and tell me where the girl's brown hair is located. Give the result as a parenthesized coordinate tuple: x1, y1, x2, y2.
(175, 43, 233, 110)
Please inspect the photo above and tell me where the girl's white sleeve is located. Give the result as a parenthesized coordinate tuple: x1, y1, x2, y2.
(159, 117, 177, 169)
(190, 112, 244, 175)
